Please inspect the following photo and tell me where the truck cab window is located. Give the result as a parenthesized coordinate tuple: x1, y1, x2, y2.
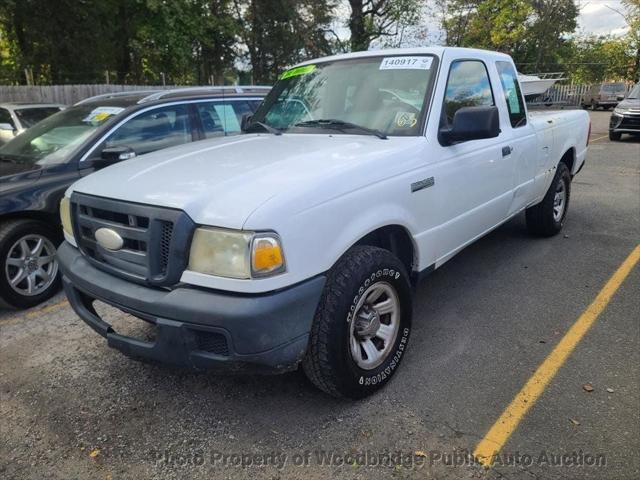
(496, 61, 526, 128)
(441, 60, 494, 126)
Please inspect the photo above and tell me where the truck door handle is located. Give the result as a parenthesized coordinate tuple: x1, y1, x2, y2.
(502, 146, 513, 157)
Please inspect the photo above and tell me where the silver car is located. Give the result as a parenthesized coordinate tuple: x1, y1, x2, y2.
(0, 103, 65, 146)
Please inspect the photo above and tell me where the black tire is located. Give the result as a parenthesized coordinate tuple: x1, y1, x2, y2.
(609, 131, 622, 141)
(0, 219, 62, 309)
(525, 162, 571, 237)
(303, 245, 413, 399)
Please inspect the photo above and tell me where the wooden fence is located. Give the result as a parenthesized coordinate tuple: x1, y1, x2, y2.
(0, 84, 184, 105)
(0, 82, 635, 107)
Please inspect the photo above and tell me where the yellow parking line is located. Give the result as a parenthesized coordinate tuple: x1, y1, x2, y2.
(24, 299, 69, 318)
(589, 134, 609, 143)
(473, 244, 640, 467)
(0, 299, 69, 327)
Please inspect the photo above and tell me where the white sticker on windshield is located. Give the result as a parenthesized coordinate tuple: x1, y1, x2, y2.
(82, 106, 124, 123)
(380, 56, 432, 70)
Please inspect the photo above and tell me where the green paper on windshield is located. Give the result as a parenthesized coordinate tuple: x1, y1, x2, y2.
(280, 64, 316, 80)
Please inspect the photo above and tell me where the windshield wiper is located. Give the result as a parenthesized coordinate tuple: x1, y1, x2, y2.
(294, 119, 388, 139)
(245, 121, 282, 136)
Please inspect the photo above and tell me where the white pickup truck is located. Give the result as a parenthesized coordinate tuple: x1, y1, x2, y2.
(58, 47, 590, 398)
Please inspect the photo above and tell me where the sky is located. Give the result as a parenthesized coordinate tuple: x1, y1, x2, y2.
(577, 1, 630, 36)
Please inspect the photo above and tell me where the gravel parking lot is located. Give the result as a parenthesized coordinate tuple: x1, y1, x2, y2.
(1, 110, 638, 480)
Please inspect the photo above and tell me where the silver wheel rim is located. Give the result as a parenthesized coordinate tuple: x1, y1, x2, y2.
(553, 179, 566, 222)
(349, 281, 400, 370)
(5, 234, 58, 297)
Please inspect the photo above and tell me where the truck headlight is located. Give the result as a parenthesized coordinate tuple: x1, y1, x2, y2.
(613, 107, 626, 116)
(188, 228, 285, 279)
(60, 197, 74, 239)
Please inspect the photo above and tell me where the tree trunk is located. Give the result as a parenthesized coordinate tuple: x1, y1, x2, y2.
(348, 0, 369, 51)
(115, 1, 132, 84)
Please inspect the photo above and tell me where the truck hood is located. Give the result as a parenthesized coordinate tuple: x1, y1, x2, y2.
(68, 133, 421, 229)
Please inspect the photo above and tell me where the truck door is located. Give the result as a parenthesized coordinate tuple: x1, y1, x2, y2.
(494, 61, 538, 216)
(427, 58, 513, 265)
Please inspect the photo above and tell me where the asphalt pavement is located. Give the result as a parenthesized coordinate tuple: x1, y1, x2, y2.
(1, 110, 638, 479)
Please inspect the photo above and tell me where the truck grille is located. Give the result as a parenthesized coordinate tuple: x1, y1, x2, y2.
(70, 193, 195, 287)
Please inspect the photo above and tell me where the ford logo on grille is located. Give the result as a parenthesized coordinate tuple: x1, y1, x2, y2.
(95, 228, 124, 251)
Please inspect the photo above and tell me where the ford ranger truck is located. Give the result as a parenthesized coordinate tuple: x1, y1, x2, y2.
(58, 48, 590, 399)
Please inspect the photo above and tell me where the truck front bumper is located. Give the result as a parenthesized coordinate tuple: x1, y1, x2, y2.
(58, 242, 325, 373)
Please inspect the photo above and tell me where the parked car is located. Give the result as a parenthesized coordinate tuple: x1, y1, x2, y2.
(581, 82, 627, 110)
(58, 48, 589, 398)
(0, 86, 269, 308)
(609, 83, 640, 141)
(0, 103, 65, 146)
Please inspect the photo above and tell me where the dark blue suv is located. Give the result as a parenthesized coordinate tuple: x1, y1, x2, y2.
(0, 86, 269, 308)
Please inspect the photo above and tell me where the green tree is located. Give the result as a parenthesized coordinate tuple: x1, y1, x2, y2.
(441, 0, 531, 51)
(439, 0, 578, 73)
(566, 36, 636, 83)
(347, 0, 423, 51)
(0, 0, 115, 84)
(126, 0, 239, 85)
(0, 0, 241, 85)
(521, 0, 579, 72)
(621, 0, 639, 81)
(234, 0, 335, 84)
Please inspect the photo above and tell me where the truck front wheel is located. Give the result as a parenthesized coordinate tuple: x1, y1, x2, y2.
(303, 246, 412, 398)
(525, 162, 571, 237)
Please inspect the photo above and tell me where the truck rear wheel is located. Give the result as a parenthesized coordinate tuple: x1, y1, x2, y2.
(302, 246, 412, 398)
(525, 162, 571, 237)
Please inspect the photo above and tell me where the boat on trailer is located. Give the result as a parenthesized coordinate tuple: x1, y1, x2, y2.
(518, 72, 564, 99)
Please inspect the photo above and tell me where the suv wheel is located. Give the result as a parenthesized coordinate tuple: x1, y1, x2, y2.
(0, 220, 61, 309)
(609, 131, 622, 141)
(303, 246, 412, 398)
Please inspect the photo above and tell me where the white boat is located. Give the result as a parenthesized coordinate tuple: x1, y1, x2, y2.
(518, 73, 564, 98)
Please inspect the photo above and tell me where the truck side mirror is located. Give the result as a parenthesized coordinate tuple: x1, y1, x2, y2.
(617, 95, 625, 101)
(0, 122, 15, 132)
(439, 106, 500, 146)
(241, 113, 253, 132)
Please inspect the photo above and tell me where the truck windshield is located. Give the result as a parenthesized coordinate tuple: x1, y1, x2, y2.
(0, 105, 123, 167)
(251, 54, 438, 137)
(627, 84, 639, 99)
